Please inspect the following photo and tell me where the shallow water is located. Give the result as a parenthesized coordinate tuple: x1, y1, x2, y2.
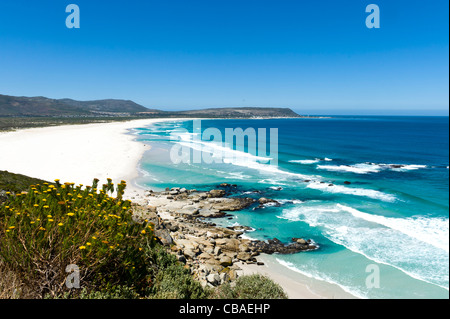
(133, 116, 449, 299)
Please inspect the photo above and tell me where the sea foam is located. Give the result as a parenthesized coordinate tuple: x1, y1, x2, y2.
(289, 159, 321, 164)
(278, 203, 450, 290)
(307, 181, 397, 202)
(317, 163, 428, 174)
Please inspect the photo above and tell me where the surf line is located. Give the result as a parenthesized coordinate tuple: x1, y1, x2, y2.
(169, 119, 278, 166)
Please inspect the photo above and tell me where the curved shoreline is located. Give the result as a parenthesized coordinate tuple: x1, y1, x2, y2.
(0, 117, 355, 299)
(127, 119, 357, 299)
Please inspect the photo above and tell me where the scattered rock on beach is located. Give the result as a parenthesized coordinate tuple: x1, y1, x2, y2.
(209, 189, 227, 198)
(132, 185, 318, 288)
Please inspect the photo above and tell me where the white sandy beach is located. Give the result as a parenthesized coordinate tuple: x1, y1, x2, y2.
(0, 118, 337, 299)
(0, 119, 178, 197)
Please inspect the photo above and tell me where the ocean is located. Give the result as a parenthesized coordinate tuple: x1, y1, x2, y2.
(131, 116, 449, 299)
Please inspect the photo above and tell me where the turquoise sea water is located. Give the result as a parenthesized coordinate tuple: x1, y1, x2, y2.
(132, 117, 449, 299)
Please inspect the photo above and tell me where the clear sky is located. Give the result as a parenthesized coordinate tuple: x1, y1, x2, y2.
(0, 0, 448, 115)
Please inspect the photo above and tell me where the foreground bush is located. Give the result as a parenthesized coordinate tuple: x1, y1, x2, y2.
(0, 179, 202, 298)
(214, 274, 288, 299)
(0, 177, 284, 300)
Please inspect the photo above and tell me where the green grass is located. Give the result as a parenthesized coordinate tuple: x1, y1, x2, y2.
(0, 170, 50, 193)
(0, 174, 288, 299)
(213, 274, 288, 299)
(0, 116, 145, 132)
(0, 178, 211, 299)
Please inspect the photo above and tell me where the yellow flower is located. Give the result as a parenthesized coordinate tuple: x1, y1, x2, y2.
(141, 230, 146, 235)
(34, 204, 39, 207)
(92, 236, 97, 240)
(58, 223, 64, 227)
(48, 219, 54, 222)
(8, 226, 15, 229)
(54, 179, 60, 182)
(39, 227, 46, 231)
(47, 215, 52, 218)
(86, 242, 92, 246)
(43, 206, 49, 209)
(67, 213, 75, 217)
(30, 221, 35, 224)
(79, 246, 87, 250)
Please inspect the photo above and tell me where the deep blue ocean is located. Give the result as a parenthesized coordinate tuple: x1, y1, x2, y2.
(132, 116, 449, 299)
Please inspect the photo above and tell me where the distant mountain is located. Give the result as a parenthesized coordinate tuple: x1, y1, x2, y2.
(0, 94, 153, 117)
(0, 94, 302, 118)
(58, 98, 154, 114)
(175, 107, 300, 118)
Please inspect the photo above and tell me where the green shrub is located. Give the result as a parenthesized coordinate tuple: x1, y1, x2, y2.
(0, 179, 157, 298)
(151, 263, 210, 299)
(214, 274, 288, 299)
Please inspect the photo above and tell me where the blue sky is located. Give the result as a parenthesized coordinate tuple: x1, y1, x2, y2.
(0, 0, 448, 115)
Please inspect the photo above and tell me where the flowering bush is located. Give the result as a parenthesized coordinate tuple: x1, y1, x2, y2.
(0, 179, 157, 298)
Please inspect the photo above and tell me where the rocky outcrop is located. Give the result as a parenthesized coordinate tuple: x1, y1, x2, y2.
(250, 238, 317, 254)
(133, 186, 319, 288)
(256, 197, 281, 208)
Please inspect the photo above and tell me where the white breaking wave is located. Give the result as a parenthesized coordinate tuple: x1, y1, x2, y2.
(336, 204, 449, 252)
(317, 163, 428, 174)
(278, 203, 450, 290)
(269, 186, 284, 191)
(277, 199, 305, 205)
(172, 131, 408, 204)
(174, 132, 317, 181)
(390, 164, 428, 171)
(176, 132, 273, 163)
(307, 181, 397, 202)
(290, 159, 321, 164)
(317, 163, 382, 174)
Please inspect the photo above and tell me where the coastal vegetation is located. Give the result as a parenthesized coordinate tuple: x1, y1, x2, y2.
(0, 116, 143, 132)
(0, 176, 287, 299)
(0, 94, 301, 130)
